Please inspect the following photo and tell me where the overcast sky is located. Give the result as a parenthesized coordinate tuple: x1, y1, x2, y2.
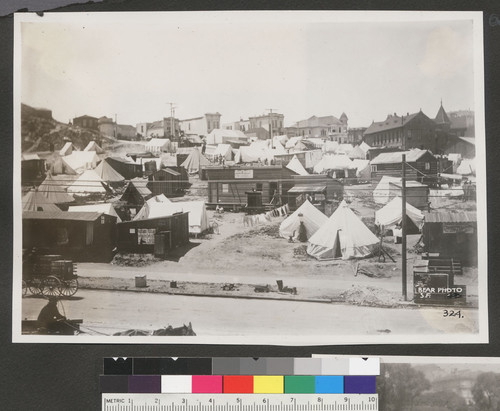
(19, 12, 479, 128)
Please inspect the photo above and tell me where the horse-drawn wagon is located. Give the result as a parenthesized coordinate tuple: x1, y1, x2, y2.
(22, 251, 79, 297)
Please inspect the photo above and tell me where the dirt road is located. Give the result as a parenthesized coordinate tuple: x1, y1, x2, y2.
(21, 289, 479, 340)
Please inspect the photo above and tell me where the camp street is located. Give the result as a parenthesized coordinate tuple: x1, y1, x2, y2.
(22, 289, 479, 337)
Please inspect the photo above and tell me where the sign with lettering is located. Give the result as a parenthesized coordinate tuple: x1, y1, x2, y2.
(414, 272, 466, 305)
(234, 169, 253, 179)
(137, 228, 155, 244)
(443, 222, 475, 234)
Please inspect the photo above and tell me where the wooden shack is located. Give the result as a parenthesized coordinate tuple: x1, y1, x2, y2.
(370, 149, 438, 184)
(282, 175, 344, 211)
(388, 180, 429, 209)
(116, 212, 189, 254)
(106, 157, 142, 179)
(147, 167, 190, 197)
(22, 211, 117, 262)
(422, 211, 477, 266)
(206, 165, 297, 208)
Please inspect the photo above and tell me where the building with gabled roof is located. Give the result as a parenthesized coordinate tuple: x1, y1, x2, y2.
(370, 149, 438, 184)
(288, 114, 348, 139)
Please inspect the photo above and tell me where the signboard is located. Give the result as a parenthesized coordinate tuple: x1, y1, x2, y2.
(137, 228, 155, 244)
(234, 169, 253, 179)
(414, 272, 466, 305)
(443, 222, 475, 234)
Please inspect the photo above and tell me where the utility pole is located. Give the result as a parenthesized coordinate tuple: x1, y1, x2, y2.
(266, 108, 278, 148)
(401, 154, 407, 301)
(167, 102, 176, 140)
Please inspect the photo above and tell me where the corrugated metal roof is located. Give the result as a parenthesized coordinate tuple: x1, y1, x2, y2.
(424, 211, 477, 223)
(23, 211, 103, 221)
(371, 149, 431, 165)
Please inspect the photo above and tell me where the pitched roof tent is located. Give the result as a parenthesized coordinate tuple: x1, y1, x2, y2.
(22, 189, 62, 212)
(286, 155, 309, 176)
(307, 200, 379, 260)
(279, 200, 328, 241)
(38, 172, 75, 204)
(93, 159, 125, 182)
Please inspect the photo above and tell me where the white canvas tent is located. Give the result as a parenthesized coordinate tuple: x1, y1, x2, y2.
(213, 143, 232, 161)
(94, 159, 125, 183)
(181, 148, 210, 173)
(307, 201, 379, 260)
(67, 169, 107, 194)
(145, 138, 171, 154)
(59, 142, 76, 156)
(351, 159, 371, 180)
(38, 173, 75, 204)
(134, 200, 209, 234)
(375, 196, 424, 230)
(279, 200, 327, 241)
(286, 155, 309, 176)
(69, 203, 122, 222)
(62, 151, 100, 174)
(83, 140, 105, 154)
(22, 189, 62, 212)
(372, 176, 401, 204)
(313, 154, 354, 174)
(457, 158, 476, 175)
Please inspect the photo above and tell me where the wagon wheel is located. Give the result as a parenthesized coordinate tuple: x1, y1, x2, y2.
(22, 280, 27, 297)
(28, 278, 44, 295)
(41, 276, 62, 297)
(59, 278, 78, 297)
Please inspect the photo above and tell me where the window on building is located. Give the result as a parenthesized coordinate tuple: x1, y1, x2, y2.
(222, 184, 229, 193)
(256, 183, 263, 191)
(425, 162, 430, 170)
(371, 165, 377, 172)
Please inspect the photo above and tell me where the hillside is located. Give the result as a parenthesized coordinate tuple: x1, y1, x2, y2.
(21, 103, 112, 152)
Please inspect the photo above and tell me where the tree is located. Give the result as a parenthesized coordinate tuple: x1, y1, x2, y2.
(472, 372, 500, 410)
(378, 364, 431, 410)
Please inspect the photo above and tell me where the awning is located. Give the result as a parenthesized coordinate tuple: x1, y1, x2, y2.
(288, 184, 326, 194)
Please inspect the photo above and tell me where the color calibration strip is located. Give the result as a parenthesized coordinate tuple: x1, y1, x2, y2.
(103, 357, 380, 376)
(101, 357, 379, 394)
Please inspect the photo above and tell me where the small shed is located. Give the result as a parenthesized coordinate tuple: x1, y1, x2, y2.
(105, 157, 143, 179)
(116, 212, 189, 253)
(121, 178, 153, 206)
(148, 167, 189, 197)
(388, 180, 429, 209)
(22, 211, 117, 262)
(422, 211, 477, 266)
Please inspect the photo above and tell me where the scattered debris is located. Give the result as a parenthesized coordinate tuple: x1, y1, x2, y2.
(222, 283, 237, 291)
(254, 284, 271, 293)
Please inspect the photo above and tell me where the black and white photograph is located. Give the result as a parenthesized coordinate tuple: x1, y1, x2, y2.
(13, 11, 487, 344)
(374, 356, 500, 410)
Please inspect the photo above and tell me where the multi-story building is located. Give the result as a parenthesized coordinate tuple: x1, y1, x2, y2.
(286, 113, 348, 140)
(248, 112, 285, 138)
(73, 114, 98, 130)
(347, 127, 367, 144)
(136, 118, 181, 141)
(222, 119, 251, 132)
(179, 113, 221, 137)
(363, 110, 451, 154)
(449, 109, 475, 137)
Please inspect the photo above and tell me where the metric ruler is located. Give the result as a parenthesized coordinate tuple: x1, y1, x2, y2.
(102, 394, 378, 411)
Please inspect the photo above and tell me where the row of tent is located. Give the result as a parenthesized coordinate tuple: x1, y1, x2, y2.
(278, 198, 423, 260)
